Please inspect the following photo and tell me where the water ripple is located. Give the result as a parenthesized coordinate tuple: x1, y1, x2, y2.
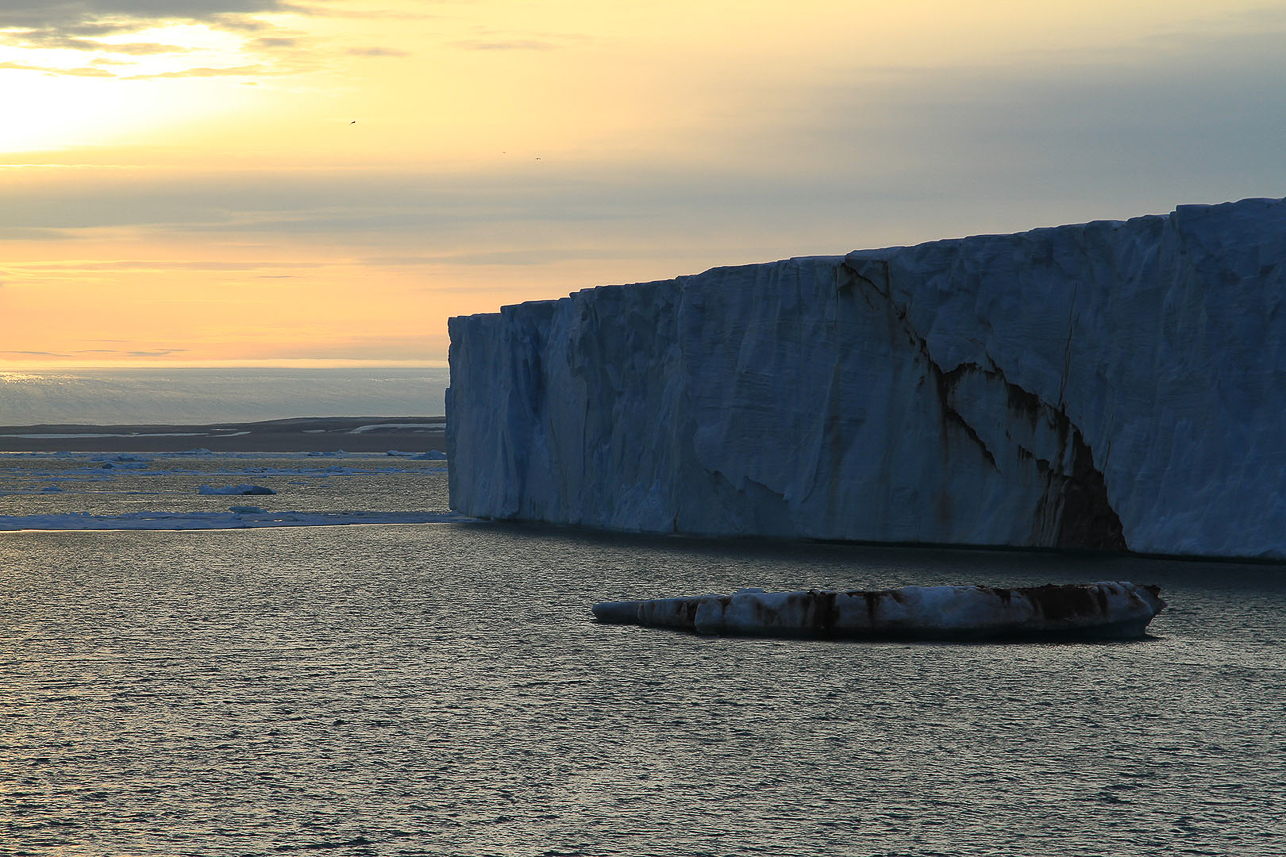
(2, 523, 1285, 854)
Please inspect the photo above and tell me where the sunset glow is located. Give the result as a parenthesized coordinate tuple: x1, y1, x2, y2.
(1, 0, 1283, 366)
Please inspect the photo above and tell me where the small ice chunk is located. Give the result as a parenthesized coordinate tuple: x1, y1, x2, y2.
(198, 484, 276, 495)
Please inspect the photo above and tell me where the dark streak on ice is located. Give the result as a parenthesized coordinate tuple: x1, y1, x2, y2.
(842, 260, 1126, 553)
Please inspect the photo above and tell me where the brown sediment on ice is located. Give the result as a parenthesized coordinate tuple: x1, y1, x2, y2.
(0, 416, 445, 454)
(593, 582, 1166, 641)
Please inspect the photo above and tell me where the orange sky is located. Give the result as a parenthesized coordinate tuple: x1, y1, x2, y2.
(1, 0, 1283, 367)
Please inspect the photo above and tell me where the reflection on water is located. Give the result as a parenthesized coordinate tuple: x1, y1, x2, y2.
(2, 522, 1284, 855)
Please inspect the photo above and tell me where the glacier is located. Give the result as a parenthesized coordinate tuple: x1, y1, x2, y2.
(446, 197, 1286, 559)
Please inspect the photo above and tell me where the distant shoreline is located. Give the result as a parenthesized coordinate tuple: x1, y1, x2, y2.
(0, 416, 446, 454)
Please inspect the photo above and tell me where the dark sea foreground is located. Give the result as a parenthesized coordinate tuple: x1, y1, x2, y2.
(2, 520, 1284, 856)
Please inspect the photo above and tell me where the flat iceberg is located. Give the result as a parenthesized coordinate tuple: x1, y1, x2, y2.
(447, 197, 1286, 559)
(593, 582, 1166, 641)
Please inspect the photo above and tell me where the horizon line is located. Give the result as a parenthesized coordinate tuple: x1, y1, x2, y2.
(0, 359, 450, 371)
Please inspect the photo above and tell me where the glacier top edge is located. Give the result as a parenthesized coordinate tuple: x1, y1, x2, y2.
(457, 196, 1285, 322)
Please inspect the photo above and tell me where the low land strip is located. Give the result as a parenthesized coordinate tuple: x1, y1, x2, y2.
(0, 416, 446, 454)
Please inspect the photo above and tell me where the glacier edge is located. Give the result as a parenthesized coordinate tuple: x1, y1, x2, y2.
(447, 197, 1286, 559)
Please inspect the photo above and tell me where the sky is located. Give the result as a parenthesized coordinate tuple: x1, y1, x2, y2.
(0, 0, 1283, 368)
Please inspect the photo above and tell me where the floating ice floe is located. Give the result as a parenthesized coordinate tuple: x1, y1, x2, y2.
(349, 423, 440, 434)
(386, 449, 447, 460)
(593, 582, 1166, 641)
(197, 484, 276, 495)
(0, 510, 470, 531)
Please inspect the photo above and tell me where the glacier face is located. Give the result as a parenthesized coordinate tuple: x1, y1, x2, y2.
(447, 197, 1286, 558)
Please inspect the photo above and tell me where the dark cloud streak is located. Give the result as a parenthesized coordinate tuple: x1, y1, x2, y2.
(125, 64, 269, 78)
(0, 61, 115, 76)
(0, 1, 302, 28)
(346, 46, 407, 57)
(451, 39, 558, 52)
(0, 1, 307, 50)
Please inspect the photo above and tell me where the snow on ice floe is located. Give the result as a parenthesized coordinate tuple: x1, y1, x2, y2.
(447, 197, 1286, 559)
(197, 484, 277, 495)
(593, 582, 1166, 641)
(0, 510, 470, 531)
(349, 423, 441, 434)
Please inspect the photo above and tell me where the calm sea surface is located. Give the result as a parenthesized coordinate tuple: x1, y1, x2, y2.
(1, 455, 1284, 855)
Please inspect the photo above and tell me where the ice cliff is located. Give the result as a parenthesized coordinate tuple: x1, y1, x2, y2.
(447, 197, 1286, 559)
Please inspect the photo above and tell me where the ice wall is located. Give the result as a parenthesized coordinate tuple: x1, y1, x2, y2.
(447, 197, 1286, 559)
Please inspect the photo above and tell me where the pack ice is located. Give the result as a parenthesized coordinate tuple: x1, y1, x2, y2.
(447, 197, 1286, 559)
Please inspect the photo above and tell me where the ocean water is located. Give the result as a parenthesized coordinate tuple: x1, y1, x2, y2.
(0, 452, 450, 525)
(2, 454, 1285, 855)
(0, 369, 450, 425)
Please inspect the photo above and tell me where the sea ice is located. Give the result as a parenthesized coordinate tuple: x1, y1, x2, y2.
(593, 582, 1166, 641)
(198, 484, 277, 495)
(0, 510, 469, 531)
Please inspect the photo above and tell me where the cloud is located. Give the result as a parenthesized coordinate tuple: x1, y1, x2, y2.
(2, 10, 1283, 269)
(103, 41, 190, 55)
(0, 1, 302, 29)
(0, 61, 115, 77)
(451, 39, 557, 52)
(345, 46, 407, 57)
(0, 347, 187, 359)
(0, 226, 80, 241)
(252, 36, 299, 49)
(126, 64, 269, 78)
(0, 1, 306, 54)
(790, 29, 1286, 213)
